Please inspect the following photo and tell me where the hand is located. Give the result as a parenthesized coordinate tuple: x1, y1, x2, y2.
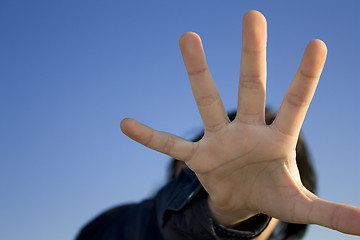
(120, 10, 360, 235)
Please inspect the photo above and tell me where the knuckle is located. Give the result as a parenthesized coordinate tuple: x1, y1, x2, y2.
(239, 76, 264, 90)
(187, 67, 208, 76)
(234, 113, 263, 125)
(205, 120, 225, 133)
(299, 69, 319, 80)
(144, 130, 155, 147)
(195, 94, 219, 107)
(163, 135, 175, 155)
(242, 47, 266, 55)
(286, 93, 310, 108)
(185, 142, 199, 162)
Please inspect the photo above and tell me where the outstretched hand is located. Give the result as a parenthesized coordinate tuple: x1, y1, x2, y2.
(120, 11, 360, 235)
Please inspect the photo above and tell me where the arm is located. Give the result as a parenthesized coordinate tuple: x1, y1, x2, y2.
(120, 10, 360, 236)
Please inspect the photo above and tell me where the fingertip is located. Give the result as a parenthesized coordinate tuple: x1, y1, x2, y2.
(120, 118, 151, 145)
(243, 10, 267, 27)
(242, 10, 267, 50)
(178, 32, 207, 73)
(179, 32, 202, 50)
(302, 39, 328, 74)
(120, 118, 135, 135)
(307, 39, 328, 57)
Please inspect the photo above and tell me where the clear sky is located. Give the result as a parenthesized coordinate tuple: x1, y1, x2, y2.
(0, 1, 359, 239)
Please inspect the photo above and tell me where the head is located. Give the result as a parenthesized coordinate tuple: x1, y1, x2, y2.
(168, 109, 317, 240)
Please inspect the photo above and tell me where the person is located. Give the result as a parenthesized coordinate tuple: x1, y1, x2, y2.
(76, 109, 315, 240)
(76, 10, 360, 239)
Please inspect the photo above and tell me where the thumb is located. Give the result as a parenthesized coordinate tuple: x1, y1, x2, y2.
(309, 197, 360, 235)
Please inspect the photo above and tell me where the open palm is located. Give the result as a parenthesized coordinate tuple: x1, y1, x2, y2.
(120, 11, 360, 235)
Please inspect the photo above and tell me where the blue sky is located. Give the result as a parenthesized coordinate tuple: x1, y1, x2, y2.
(0, 1, 359, 239)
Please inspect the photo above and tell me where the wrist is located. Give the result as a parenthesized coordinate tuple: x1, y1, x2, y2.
(207, 196, 259, 226)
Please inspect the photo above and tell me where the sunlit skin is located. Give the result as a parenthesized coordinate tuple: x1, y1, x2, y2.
(173, 160, 279, 239)
(120, 10, 360, 236)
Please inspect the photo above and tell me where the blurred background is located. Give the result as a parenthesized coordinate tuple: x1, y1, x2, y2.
(1, 1, 359, 239)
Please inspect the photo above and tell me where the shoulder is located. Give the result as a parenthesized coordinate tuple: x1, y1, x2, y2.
(75, 200, 157, 240)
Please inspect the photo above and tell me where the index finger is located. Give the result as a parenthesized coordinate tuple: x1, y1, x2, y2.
(179, 32, 229, 132)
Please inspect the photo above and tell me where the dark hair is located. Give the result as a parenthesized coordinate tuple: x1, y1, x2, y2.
(169, 109, 316, 239)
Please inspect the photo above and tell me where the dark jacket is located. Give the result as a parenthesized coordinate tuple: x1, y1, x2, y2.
(75, 168, 270, 240)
